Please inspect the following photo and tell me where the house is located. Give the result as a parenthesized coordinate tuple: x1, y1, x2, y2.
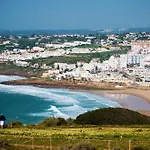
(0, 114, 6, 129)
(14, 60, 29, 67)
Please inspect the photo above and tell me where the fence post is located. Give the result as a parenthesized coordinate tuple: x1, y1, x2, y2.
(10, 120, 12, 128)
(68, 138, 70, 146)
(32, 137, 34, 149)
(129, 140, 131, 150)
(108, 140, 111, 150)
(50, 137, 52, 150)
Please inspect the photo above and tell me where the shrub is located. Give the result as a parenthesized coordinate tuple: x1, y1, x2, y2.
(112, 148, 121, 150)
(57, 118, 67, 126)
(60, 143, 96, 150)
(75, 108, 150, 125)
(0, 140, 15, 150)
(25, 124, 36, 129)
(60, 145, 73, 150)
(38, 117, 58, 127)
(38, 117, 67, 127)
(0, 140, 9, 148)
(66, 118, 75, 126)
(11, 121, 23, 128)
(73, 143, 96, 150)
(133, 146, 148, 150)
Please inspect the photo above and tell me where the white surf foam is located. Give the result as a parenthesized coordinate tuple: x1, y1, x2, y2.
(60, 104, 87, 118)
(0, 84, 78, 105)
(48, 105, 69, 118)
(0, 81, 122, 119)
(30, 105, 69, 119)
(0, 75, 26, 82)
(74, 91, 121, 107)
(60, 104, 87, 112)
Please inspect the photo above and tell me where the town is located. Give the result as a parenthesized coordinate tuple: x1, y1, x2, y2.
(0, 31, 150, 87)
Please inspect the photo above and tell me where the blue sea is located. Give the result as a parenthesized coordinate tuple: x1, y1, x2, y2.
(0, 75, 150, 125)
(0, 75, 121, 124)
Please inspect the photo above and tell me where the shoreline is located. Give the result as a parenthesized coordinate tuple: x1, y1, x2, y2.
(1, 78, 122, 90)
(1, 77, 150, 116)
(85, 89, 150, 116)
(0, 71, 41, 78)
(89, 89, 150, 104)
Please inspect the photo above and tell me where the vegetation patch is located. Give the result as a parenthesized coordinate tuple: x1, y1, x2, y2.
(75, 108, 150, 125)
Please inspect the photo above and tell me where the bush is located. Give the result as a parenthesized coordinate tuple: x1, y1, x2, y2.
(11, 121, 23, 128)
(75, 108, 150, 125)
(66, 118, 75, 126)
(0, 140, 9, 148)
(112, 148, 121, 150)
(73, 143, 96, 150)
(133, 146, 148, 150)
(60, 143, 96, 150)
(38, 117, 67, 127)
(38, 117, 58, 127)
(57, 118, 67, 126)
(25, 124, 36, 129)
(0, 140, 15, 150)
(60, 145, 73, 150)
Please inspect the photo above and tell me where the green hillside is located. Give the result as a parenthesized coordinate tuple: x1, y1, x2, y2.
(75, 108, 150, 125)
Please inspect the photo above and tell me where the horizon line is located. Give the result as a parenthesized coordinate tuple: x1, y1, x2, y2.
(1, 27, 150, 31)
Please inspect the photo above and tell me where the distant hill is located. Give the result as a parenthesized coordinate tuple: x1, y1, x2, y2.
(75, 108, 150, 125)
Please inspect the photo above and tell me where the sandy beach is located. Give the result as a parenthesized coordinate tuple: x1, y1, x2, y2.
(89, 89, 150, 116)
(90, 89, 150, 103)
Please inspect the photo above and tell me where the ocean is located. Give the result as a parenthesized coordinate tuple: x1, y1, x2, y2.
(0, 75, 121, 124)
(0, 75, 150, 125)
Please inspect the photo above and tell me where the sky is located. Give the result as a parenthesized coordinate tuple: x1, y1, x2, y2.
(0, 0, 150, 30)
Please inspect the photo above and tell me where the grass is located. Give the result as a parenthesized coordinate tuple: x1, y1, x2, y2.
(28, 49, 129, 66)
(0, 126, 150, 140)
(0, 126, 150, 149)
(74, 44, 100, 49)
(0, 63, 44, 76)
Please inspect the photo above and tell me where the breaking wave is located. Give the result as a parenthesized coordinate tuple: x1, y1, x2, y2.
(0, 84, 78, 105)
(30, 105, 69, 119)
(0, 75, 26, 82)
(0, 75, 121, 122)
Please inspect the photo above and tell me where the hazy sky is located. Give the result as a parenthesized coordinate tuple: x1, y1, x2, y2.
(0, 0, 150, 30)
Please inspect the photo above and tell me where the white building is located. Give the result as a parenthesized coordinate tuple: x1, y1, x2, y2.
(127, 54, 144, 66)
(54, 63, 76, 72)
(14, 60, 29, 67)
(144, 55, 150, 66)
(119, 55, 127, 69)
(100, 55, 127, 71)
(131, 40, 150, 55)
(56, 68, 92, 81)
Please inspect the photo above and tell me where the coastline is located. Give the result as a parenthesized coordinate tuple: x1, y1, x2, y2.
(0, 70, 41, 78)
(1, 78, 121, 90)
(89, 89, 150, 104)
(1, 77, 150, 116)
(87, 89, 150, 116)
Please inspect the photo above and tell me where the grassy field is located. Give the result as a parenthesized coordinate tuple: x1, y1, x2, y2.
(1, 126, 150, 140)
(0, 126, 150, 149)
(0, 62, 44, 77)
(28, 49, 129, 66)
